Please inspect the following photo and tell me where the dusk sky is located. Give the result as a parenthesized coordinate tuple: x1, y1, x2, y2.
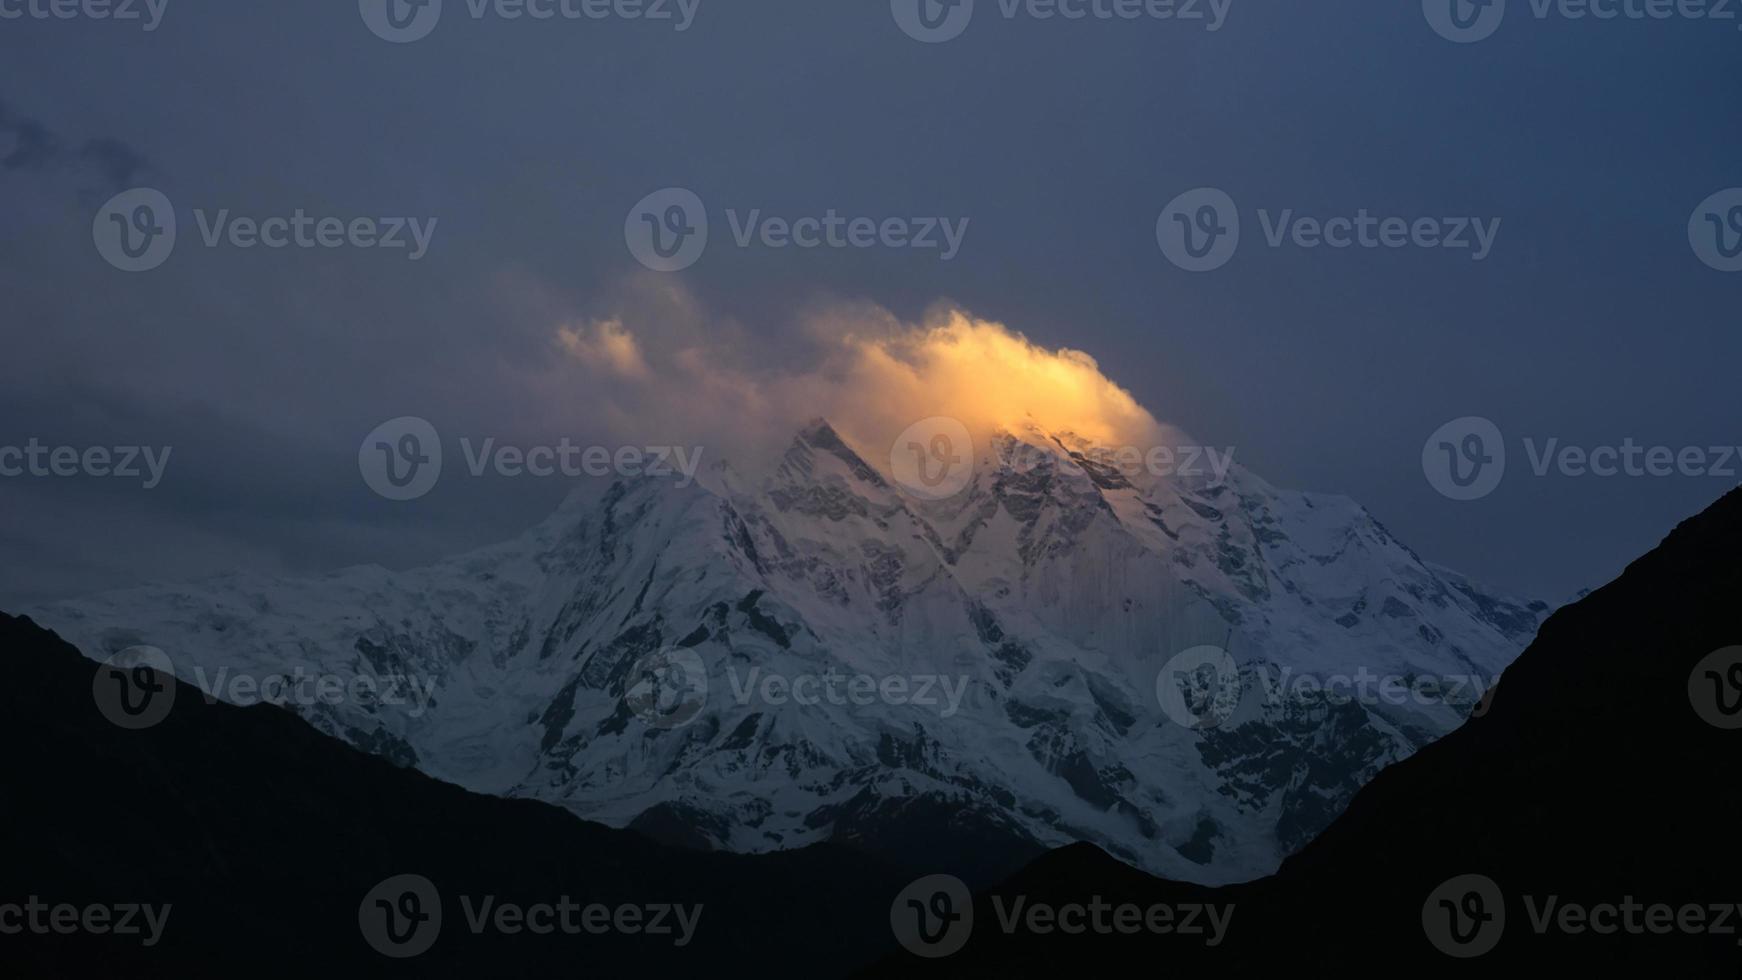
(2, 0, 1738, 607)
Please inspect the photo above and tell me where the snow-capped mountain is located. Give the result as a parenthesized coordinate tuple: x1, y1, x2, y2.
(31, 419, 1547, 883)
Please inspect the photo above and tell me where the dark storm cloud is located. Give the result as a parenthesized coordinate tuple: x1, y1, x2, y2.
(0, 99, 60, 171)
(0, 97, 152, 191)
(0, 1, 1737, 606)
(77, 136, 150, 188)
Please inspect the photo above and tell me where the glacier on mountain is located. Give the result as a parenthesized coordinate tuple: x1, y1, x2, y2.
(32, 419, 1547, 883)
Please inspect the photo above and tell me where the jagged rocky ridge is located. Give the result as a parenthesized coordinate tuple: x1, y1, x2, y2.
(32, 420, 1547, 883)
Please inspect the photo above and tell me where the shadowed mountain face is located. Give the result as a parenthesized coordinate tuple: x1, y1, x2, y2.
(1, 493, 1734, 976)
(867, 488, 1742, 975)
(26, 419, 1544, 885)
(0, 611, 1041, 978)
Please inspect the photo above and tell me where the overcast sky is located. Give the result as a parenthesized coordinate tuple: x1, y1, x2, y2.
(1, 0, 1738, 606)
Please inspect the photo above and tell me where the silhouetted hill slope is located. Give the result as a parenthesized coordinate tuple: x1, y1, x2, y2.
(870, 488, 1742, 975)
(0, 613, 1034, 978)
(7, 488, 1738, 977)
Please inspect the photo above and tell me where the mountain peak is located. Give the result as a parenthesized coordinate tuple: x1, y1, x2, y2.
(28, 411, 1551, 887)
(798, 416, 840, 441)
(773, 417, 888, 492)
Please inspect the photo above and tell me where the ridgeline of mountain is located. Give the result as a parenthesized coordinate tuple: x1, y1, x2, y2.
(866, 487, 1742, 975)
(8, 459, 1733, 976)
(0, 611, 981, 977)
(30, 419, 1544, 884)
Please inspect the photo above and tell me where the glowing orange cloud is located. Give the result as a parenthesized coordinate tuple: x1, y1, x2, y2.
(544, 282, 1171, 477)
